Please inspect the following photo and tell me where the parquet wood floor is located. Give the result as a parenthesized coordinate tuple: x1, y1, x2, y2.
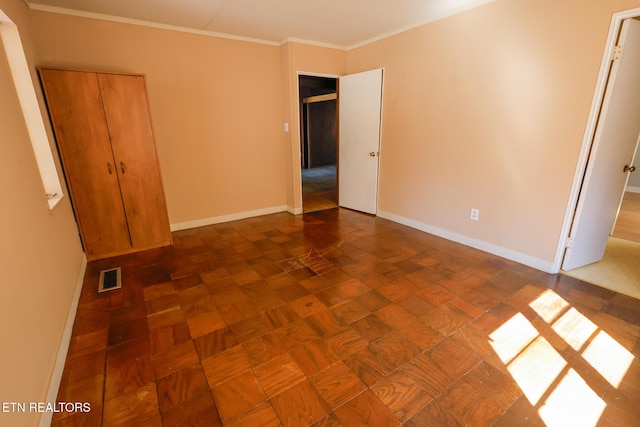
(303, 190, 338, 213)
(52, 209, 640, 426)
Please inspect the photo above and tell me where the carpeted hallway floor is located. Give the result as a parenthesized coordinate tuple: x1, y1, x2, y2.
(563, 191, 640, 300)
(563, 237, 640, 300)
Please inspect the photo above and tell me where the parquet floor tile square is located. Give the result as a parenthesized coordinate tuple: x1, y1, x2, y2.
(274, 319, 322, 350)
(370, 371, 432, 422)
(309, 361, 367, 409)
(224, 401, 280, 427)
(156, 364, 210, 413)
(242, 332, 287, 367)
(304, 309, 343, 336)
(333, 389, 400, 426)
(373, 303, 416, 329)
(186, 310, 226, 338)
(430, 337, 483, 378)
(369, 330, 422, 369)
(289, 342, 338, 376)
(404, 399, 462, 427)
(160, 392, 222, 426)
(350, 313, 394, 341)
(51, 208, 640, 426)
(324, 327, 368, 359)
(253, 353, 306, 397)
(103, 356, 154, 400)
(270, 380, 330, 426)
(102, 383, 160, 425)
(66, 329, 109, 360)
(343, 347, 395, 387)
(263, 304, 300, 328)
(282, 291, 323, 316)
(331, 299, 370, 324)
(201, 346, 251, 388)
(211, 370, 267, 422)
(150, 340, 200, 379)
(438, 379, 504, 426)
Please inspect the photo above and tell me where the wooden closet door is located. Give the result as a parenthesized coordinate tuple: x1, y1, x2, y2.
(39, 69, 132, 258)
(97, 73, 171, 248)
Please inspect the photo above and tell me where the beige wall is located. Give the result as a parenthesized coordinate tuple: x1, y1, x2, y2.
(346, 0, 640, 266)
(0, 0, 84, 425)
(32, 11, 289, 225)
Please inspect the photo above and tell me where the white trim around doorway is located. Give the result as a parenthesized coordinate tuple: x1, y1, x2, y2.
(552, 8, 640, 273)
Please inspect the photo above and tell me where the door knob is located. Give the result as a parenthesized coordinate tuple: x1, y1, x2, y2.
(624, 165, 636, 173)
(369, 152, 379, 157)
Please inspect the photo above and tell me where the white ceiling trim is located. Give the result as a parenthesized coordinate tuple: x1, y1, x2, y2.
(280, 37, 346, 51)
(28, 3, 281, 47)
(346, 0, 496, 50)
(28, 0, 496, 51)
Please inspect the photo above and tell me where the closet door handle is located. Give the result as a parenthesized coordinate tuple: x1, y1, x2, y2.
(107, 162, 113, 174)
(120, 161, 126, 174)
(624, 165, 636, 173)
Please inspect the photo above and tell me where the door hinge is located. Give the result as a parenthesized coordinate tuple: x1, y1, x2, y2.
(612, 45, 622, 61)
(564, 237, 574, 249)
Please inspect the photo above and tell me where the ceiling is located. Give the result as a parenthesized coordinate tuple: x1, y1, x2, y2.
(26, 0, 493, 49)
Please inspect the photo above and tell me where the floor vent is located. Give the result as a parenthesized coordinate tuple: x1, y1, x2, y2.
(98, 267, 122, 293)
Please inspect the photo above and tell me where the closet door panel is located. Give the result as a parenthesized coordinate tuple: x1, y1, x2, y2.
(40, 69, 131, 257)
(97, 73, 171, 248)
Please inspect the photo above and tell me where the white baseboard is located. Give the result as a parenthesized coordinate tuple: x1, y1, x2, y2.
(40, 254, 87, 427)
(288, 206, 303, 215)
(377, 210, 555, 273)
(170, 205, 289, 231)
(626, 186, 640, 193)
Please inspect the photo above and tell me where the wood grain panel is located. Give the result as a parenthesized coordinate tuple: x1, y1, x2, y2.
(334, 389, 400, 426)
(309, 361, 366, 409)
(270, 380, 330, 426)
(39, 68, 131, 257)
(370, 372, 432, 422)
(98, 73, 171, 248)
(253, 353, 306, 397)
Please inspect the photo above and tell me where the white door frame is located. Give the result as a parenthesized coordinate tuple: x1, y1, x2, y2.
(552, 8, 640, 273)
(294, 71, 340, 214)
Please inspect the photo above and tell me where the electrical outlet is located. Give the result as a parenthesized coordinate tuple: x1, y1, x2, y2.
(470, 208, 479, 221)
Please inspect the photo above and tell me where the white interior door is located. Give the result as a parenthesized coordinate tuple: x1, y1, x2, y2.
(338, 68, 383, 214)
(563, 18, 640, 270)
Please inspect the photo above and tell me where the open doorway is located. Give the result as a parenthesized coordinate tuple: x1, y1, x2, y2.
(558, 14, 640, 300)
(564, 189, 640, 300)
(298, 75, 338, 213)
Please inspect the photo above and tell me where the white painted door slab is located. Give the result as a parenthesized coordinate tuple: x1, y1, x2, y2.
(339, 68, 383, 214)
(562, 19, 640, 270)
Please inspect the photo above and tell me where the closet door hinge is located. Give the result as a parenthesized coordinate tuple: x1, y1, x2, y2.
(612, 45, 622, 61)
(564, 237, 574, 249)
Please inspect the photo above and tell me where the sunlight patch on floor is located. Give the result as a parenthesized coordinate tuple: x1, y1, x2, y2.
(551, 307, 597, 351)
(538, 369, 606, 427)
(489, 289, 635, 426)
(490, 313, 539, 364)
(582, 331, 634, 388)
(529, 289, 569, 323)
(506, 336, 566, 405)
